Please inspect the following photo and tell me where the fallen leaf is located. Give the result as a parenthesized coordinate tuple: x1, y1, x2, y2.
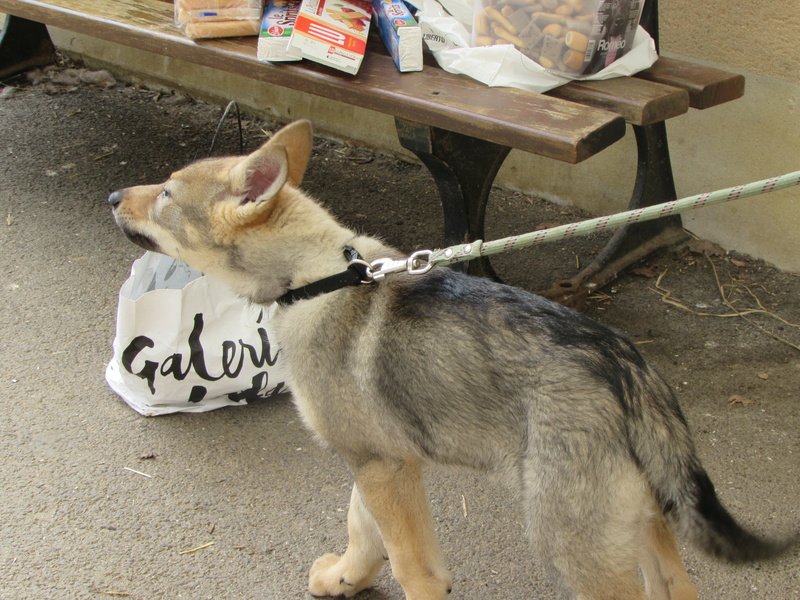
(51, 68, 82, 86)
(757, 371, 769, 380)
(728, 395, 753, 407)
(687, 239, 725, 257)
(631, 266, 658, 278)
(335, 146, 374, 164)
(79, 68, 117, 88)
(730, 258, 749, 268)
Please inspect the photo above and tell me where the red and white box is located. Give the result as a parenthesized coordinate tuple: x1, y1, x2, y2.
(288, 0, 373, 74)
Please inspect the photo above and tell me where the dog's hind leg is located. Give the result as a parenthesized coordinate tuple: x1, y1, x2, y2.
(640, 509, 698, 600)
(524, 453, 653, 600)
(309, 483, 388, 598)
(322, 457, 451, 600)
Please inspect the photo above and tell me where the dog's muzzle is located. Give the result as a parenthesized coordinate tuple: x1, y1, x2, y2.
(108, 190, 162, 253)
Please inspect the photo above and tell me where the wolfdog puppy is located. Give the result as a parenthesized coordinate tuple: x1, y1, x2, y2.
(109, 120, 795, 599)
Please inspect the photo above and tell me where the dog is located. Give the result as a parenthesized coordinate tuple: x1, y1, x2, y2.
(109, 120, 795, 599)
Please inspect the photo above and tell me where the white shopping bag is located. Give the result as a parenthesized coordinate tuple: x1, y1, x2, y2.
(106, 252, 288, 416)
(415, 0, 658, 93)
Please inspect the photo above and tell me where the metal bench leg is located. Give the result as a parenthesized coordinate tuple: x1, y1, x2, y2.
(539, 120, 688, 306)
(535, 0, 688, 306)
(395, 118, 510, 278)
(0, 15, 56, 80)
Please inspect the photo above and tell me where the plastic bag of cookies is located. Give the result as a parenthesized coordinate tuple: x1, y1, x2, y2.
(473, 0, 643, 76)
(414, 0, 656, 92)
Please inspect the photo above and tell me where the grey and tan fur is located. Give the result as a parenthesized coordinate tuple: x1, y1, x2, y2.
(109, 120, 796, 600)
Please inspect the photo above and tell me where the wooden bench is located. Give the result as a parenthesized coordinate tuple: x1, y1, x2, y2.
(0, 0, 745, 305)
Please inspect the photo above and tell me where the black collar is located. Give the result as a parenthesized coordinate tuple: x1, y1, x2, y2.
(276, 246, 371, 306)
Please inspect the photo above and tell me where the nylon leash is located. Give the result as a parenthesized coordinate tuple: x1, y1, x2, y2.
(279, 170, 800, 300)
(422, 170, 800, 270)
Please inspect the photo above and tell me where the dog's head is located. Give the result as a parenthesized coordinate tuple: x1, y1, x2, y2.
(109, 120, 323, 301)
(109, 119, 313, 257)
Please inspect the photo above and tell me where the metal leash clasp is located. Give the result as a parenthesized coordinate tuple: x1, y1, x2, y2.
(369, 250, 433, 281)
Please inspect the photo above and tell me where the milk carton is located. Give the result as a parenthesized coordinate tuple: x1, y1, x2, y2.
(257, 0, 304, 62)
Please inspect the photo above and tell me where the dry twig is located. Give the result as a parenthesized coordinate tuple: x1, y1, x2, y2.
(179, 541, 215, 555)
(123, 467, 152, 478)
(652, 256, 800, 352)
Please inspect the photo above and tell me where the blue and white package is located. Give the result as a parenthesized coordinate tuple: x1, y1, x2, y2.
(372, 0, 423, 72)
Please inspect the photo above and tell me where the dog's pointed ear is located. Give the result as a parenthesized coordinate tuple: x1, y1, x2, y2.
(267, 120, 313, 186)
(229, 144, 289, 205)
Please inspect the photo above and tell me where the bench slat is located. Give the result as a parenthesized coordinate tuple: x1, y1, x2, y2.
(548, 77, 689, 126)
(0, 0, 628, 164)
(636, 56, 745, 109)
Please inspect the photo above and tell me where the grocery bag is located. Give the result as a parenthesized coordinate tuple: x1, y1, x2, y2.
(105, 252, 288, 416)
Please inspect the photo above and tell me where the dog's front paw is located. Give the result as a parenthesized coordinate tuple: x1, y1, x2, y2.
(309, 553, 378, 598)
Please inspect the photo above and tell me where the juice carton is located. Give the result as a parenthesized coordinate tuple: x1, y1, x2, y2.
(257, 0, 304, 61)
(289, 0, 373, 74)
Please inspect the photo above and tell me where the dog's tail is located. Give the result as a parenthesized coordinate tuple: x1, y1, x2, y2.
(630, 369, 798, 563)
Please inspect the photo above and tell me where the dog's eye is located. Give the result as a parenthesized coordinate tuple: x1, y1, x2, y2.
(159, 187, 171, 200)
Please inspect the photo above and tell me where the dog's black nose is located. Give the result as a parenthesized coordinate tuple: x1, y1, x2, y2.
(108, 190, 124, 207)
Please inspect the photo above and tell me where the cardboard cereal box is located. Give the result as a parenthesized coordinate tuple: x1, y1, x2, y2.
(288, 0, 373, 74)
